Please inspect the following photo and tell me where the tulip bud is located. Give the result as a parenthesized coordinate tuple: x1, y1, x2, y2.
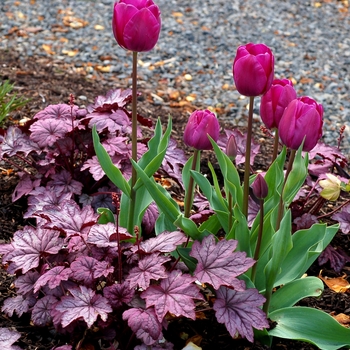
(251, 174, 268, 200)
(319, 173, 341, 201)
(183, 110, 220, 150)
(226, 135, 238, 161)
(260, 79, 297, 129)
(233, 43, 275, 97)
(112, 0, 161, 52)
(278, 96, 323, 152)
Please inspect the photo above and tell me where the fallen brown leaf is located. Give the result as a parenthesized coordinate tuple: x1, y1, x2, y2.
(318, 270, 350, 293)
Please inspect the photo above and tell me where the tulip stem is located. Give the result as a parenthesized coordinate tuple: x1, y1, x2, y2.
(243, 96, 255, 217)
(251, 198, 264, 283)
(272, 128, 279, 163)
(128, 51, 138, 235)
(276, 148, 296, 231)
(184, 149, 200, 218)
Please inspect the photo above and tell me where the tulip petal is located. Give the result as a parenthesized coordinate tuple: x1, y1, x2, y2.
(113, 3, 138, 50)
(123, 8, 161, 52)
(234, 56, 267, 96)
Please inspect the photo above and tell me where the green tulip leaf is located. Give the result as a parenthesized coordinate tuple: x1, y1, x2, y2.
(97, 207, 116, 224)
(174, 215, 210, 241)
(210, 137, 243, 207)
(282, 145, 308, 206)
(190, 170, 227, 213)
(264, 210, 293, 293)
(131, 160, 181, 224)
(269, 277, 323, 313)
(92, 125, 130, 197)
(183, 154, 201, 212)
(269, 307, 350, 350)
(274, 224, 338, 287)
(134, 117, 172, 190)
(226, 204, 251, 255)
(198, 213, 221, 236)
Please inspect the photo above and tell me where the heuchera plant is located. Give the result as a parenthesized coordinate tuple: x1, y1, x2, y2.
(1, 0, 350, 349)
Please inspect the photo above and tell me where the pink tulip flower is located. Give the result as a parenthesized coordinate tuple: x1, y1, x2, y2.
(279, 96, 323, 152)
(112, 0, 161, 52)
(233, 43, 275, 97)
(260, 79, 297, 129)
(183, 110, 220, 150)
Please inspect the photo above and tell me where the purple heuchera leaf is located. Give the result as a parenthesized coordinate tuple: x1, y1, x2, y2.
(87, 88, 133, 113)
(24, 187, 72, 218)
(123, 307, 163, 345)
(135, 230, 187, 254)
(161, 138, 188, 184)
(29, 118, 68, 148)
(190, 235, 255, 290)
(308, 142, 348, 177)
(103, 282, 134, 309)
(47, 170, 83, 196)
(54, 286, 112, 328)
(34, 103, 79, 121)
(142, 202, 159, 235)
(31, 295, 58, 326)
(15, 271, 40, 295)
(141, 270, 204, 322)
(0, 327, 22, 350)
(293, 213, 318, 231)
(102, 136, 129, 156)
(0, 125, 40, 157)
(127, 254, 170, 289)
(34, 266, 72, 293)
(213, 286, 269, 343)
(81, 154, 127, 181)
(70, 256, 113, 285)
(318, 245, 350, 273)
(332, 204, 350, 234)
(2, 294, 36, 317)
(2, 225, 62, 274)
(35, 200, 98, 237)
(87, 109, 133, 134)
(12, 174, 41, 202)
(218, 129, 260, 165)
(87, 223, 132, 248)
(135, 344, 173, 350)
(53, 346, 72, 350)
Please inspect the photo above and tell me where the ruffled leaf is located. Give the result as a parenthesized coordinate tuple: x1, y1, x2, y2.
(54, 286, 112, 328)
(141, 270, 204, 322)
(123, 307, 163, 345)
(190, 235, 254, 290)
(127, 254, 170, 289)
(213, 286, 268, 342)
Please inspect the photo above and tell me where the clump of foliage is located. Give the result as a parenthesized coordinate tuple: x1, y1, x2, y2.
(0, 80, 30, 126)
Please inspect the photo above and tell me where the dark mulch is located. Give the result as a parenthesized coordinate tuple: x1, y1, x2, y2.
(0, 49, 349, 350)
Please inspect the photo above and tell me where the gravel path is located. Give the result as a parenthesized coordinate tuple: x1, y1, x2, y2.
(1, 0, 349, 153)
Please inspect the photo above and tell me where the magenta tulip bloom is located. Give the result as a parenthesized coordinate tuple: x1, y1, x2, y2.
(260, 79, 297, 129)
(279, 96, 323, 152)
(112, 0, 161, 52)
(183, 110, 220, 150)
(233, 43, 274, 97)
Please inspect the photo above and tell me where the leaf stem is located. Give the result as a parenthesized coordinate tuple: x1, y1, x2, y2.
(128, 51, 138, 234)
(243, 96, 255, 217)
(272, 128, 279, 163)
